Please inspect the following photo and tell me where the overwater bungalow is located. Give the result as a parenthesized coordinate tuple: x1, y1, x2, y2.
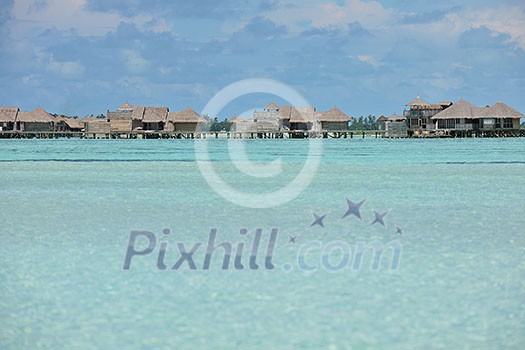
(84, 117, 111, 138)
(230, 117, 257, 133)
(275, 106, 317, 131)
(141, 107, 168, 131)
(315, 106, 352, 131)
(431, 99, 523, 131)
(55, 117, 84, 132)
(253, 103, 351, 132)
(15, 107, 54, 132)
(383, 114, 408, 138)
(252, 104, 308, 131)
(0, 106, 19, 131)
(254, 103, 281, 132)
(108, 102, 141, 133)
(377, 115, 388, 132)
(478, 102, 522, 130)
(166, 108, 206, 132)
(108, 104, 169, 133)
(403, 96, 452, 134)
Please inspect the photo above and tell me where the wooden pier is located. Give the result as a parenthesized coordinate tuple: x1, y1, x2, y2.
(0, 130, 386, 139)
(0, 129, 523, 139)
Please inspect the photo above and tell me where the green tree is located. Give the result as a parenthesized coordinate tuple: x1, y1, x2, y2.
(349, 115, 378, 130)
(210, 118, 232, 132)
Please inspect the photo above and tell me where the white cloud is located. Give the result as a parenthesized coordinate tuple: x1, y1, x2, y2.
(357, 54, 383, 67)
(264, 0, 392, 32)
(397, 5, 525, 51)
(466, 6, 525, 50)
(121, 49, 150, 74)
(9, 0, 151, 37)
(47, 58, 85, 78)
(33, 49, 85, 79)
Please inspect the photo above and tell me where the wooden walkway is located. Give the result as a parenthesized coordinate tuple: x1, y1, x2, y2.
(0, 130, 385, 139)
(0, 129, 523, 139)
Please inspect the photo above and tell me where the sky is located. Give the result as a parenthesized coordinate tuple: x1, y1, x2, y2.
(0, 0, 524, 119)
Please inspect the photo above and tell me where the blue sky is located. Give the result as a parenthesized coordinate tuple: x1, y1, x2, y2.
(0, 0, 524, 119)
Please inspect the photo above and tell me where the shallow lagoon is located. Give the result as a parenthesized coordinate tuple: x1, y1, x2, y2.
(0, 138, 524, 349)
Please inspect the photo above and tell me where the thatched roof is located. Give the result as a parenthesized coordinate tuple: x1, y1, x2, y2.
(0, 106, 19, 122)
(59, 117, 85, 129)
(117, 102, 134, 111)
(316, 107, 351, 122)
(265, 102, 279, 110)
(167, 108, 206, 123)
(142, 107, 168, 122)
(16, 107, 54, 123)
(479, 102, 522, 119)
(278, 106, 292, 120)
(431, 99, 481, 119)
(406, 96, 430, 107)
(377, 115, 388, 122)
(131, 106, 145, 120)
(291, 107, 316, 123)
(274, 106, 316, 123)
(432, 99, 523, 120)
(389, 113, 406, 121)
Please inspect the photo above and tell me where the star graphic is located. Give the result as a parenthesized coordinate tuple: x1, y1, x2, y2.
(310, 213, 327, 228)
(395, 225, 403, 235)
(288, 235, 298, 244)
(370, 210, 388, 226)
(342, 198, 366, 220)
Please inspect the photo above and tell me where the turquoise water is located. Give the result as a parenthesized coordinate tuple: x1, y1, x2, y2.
(0, 138, 524, 349)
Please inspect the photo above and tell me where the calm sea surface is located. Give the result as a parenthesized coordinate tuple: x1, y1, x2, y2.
(0, 138, 524, 349)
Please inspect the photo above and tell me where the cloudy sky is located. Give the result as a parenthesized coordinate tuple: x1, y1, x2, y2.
(0, 0, 524, 118)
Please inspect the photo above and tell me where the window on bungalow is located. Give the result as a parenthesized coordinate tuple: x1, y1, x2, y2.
(438, 120, 446, 129)
(410, 119, 418, 126)
(446, 119, 455, 128)
(503, 118, 513, 128)
(455, 118, 460, 125)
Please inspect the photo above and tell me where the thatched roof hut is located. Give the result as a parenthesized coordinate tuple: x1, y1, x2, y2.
(131, 106, 145, 120)
(289, 107, 316, 123)
(389, 113, 406, 121)
(427, 99, 521, 120)
(278, 106, 292, 120)
(167, 108, 206, 123)
(166, 108, 206, 132)
(63, 118, 85, 130)
(479, 101, 523, 119)
(16, 107, 55, 123)
(142, 107, 168, 123)
(264, 102, 279, 111)
(406, 96, 430, 107)
(117, 102, 134, 111)
(54, 116, 85, 131)
(431, 99, 481, 119)
(316, 107, 351, 122)
(0, 106, 19, 123)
